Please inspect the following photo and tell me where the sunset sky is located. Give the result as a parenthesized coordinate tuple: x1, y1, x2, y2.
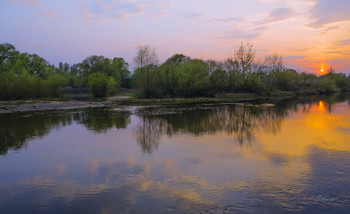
(0, 0, 349, 74)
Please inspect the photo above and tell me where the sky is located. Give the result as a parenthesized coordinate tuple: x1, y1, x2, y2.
(0, 0, 349, 74)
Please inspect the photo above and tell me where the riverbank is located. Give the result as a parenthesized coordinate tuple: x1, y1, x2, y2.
(0, 91, 321, 113)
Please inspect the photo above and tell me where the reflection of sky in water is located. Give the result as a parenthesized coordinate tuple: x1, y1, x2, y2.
(0, 98, 350, 213)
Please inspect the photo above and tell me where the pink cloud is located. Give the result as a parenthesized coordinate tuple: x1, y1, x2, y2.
(80, 0, 145, 22)
(308, 0, 350, 28)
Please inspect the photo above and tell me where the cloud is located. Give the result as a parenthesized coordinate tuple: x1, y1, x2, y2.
(308, 0, 350, 28)
(329, 59, 349, 65)
(209, 17, 244, 23)
(182, 13, 202, 20)
(324, 26, 340, 31)
(4, 0, 56, 18)
(35, 6, 57, 18)
(289, 46, 315, 52)
(4, 0, 38, 6)
(215, 30, 261, 40)
(319, 26, 341, 35)
(256, 7, 294, 25)
(285, 56, 307, 60)
(327, 51, 342, 54)
(255, 49, 270, 52)
(334, 39, 350, 46)
(36, 10, 56, 18)
(149, 8, 170, 20)
(80, 0, 145, 21)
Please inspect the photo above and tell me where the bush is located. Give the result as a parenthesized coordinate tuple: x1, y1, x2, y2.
(316, 78, 337, 94)
(210, 69, 228, 92)
(244, 73, 265, 93)
(88, 72, 116, 97)
(132, 65, 165, 98)
(176, 60, 211, 97)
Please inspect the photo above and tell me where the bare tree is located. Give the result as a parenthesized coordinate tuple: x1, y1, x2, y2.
(133, 45, 159, 71)
(264, 54, 285, 73)
(234, 42, 255, 77)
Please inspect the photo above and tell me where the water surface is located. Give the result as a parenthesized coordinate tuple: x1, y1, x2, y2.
(1, 95, 350, 213)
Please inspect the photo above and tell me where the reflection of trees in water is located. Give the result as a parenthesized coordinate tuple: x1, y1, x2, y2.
(0, 109, 131, 155)
(135, 93, 350, 154)
(135, 104, 287, 153)
(136, 117, 167, 154)
(73, 108, 131, 133)
(0, 111, 73, 155)
(1, 94, 348, 156)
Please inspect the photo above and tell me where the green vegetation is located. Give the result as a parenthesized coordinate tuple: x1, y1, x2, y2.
(0, 42, 349, 100)
(131, 44, 350, 98)
(0, 43, 131, 99)
(88, 72, 116, 97)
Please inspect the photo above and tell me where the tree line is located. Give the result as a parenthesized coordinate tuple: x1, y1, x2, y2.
(0, 42, 349, 100)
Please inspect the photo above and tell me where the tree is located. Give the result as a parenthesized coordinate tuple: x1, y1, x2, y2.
(58, 62, 70, 73)
(88, 72, 116, 97)
(176, 59, 211, 97)
(133, 45, 158, 71)
(132, 65, 165, 98)
(235, 42, 255, 77)
(210, 68, 228, 92)
(0, 43, 17, 66)
(224, 58, 243, 92)
(323, 67, 348, 91)
(132, 45, 161, 97)
(206, 60, 223, 74)
(78, 55, 107, 77)
(264, 54, 285, 73)
(164, 54, 190, 65)
(110, 57, 131, 88)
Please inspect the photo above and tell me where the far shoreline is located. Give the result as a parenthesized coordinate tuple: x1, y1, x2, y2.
(1, 92, 347, 114)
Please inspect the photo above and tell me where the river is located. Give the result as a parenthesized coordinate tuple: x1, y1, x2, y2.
(0, 94, 349, 213)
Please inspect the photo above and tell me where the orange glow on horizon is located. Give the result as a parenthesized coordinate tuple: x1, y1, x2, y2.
(319, 64, 327, 75)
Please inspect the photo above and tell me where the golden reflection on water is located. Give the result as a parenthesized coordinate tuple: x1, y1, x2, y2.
(255, 101, 350, 158)
(317, 100, 326, 112)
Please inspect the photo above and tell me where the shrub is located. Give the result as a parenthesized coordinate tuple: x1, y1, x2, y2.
(244, 73, 265, 93)
(317, 78, 337, 94)
(88, 72, 116, 97)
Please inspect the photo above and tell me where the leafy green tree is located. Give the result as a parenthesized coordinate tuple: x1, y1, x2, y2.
(323, 68, 348, 91)
(0, 43, 18, 67)
(176, 59, 211, 97)
(298, 72, 318, 94)
(210, 68, 228, 92)
(88, 72, 116, 97)
(132, 45, 162, 98)
(317, 78, 337, 94)
(244, 72, 265, 93)
(224, 58, 244, 92)
(160, 54, 191, 96)
(58, 62, 70, 73)
(132, 65, 165, 98)
(110, 57, 130, 88)
(164, 54, 190, 65)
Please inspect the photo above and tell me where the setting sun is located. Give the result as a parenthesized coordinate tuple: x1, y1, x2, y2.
(319, 64, 327, 75)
